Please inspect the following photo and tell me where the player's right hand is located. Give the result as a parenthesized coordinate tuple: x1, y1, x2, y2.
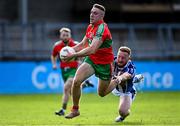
(63, 53, 76, 62)
(116, 76, 123, 84)
(52, 65, 57, 70)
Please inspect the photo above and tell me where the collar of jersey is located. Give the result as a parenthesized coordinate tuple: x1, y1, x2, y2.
(62, 39, 71, 46)
(92, 20, 104, 27)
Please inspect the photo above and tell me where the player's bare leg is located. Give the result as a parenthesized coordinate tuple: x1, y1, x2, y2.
(62, 78, 73, 109)
(97, 79, 111, 97)
(72, 63, 94, 106)
(98, 79, 118, 97)
(115, 95, 132, 122)
(55, 78, 73, 116)
(65, 63, 94, 119)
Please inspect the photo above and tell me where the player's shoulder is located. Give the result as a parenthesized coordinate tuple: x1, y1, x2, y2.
(69, 39, 78, 46)
(113, 56, 117, 64)
(54, 40, 61, 46)
(126, 60, 136, 75)
(88, 24, 92, 27)
(53, 40, 63, 48)
(86, 24, 92, 31)
(126, 60, 135, 69)
(97, 23, 105, 31)
(100, 22, 109, 29)
(99, 22, 111, 38)
(70, 38, 78, 43)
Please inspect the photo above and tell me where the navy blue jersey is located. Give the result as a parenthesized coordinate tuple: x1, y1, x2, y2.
(113, 57, 136, 93)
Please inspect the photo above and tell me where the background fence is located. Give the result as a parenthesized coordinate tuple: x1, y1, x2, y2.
(1, 22, 180, 60)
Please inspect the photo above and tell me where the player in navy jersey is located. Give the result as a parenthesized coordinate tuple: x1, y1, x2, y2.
(112, 46, 143, 122)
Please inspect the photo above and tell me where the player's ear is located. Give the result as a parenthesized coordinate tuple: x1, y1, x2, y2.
(101, 11, 105, 18)
(68, 32, 71, 38)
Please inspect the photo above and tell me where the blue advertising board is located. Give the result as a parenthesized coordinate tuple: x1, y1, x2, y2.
(135, 61, 180, 91)
(0, 61, 179, 94)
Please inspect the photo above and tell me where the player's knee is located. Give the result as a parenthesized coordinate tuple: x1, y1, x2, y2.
(73, 78, 82, 87)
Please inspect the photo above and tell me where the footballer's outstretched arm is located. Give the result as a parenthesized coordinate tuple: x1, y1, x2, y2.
(116, 72, 132, 85)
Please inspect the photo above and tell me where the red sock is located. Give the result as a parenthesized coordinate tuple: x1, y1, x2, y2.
(72, 105, 79, 110)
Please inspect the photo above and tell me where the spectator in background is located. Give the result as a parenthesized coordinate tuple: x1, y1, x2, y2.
(51, 27, 94, 116)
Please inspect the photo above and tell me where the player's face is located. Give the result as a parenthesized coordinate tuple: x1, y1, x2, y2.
(117, 51, 129, 67)
(90, 7, 103, 24)
(60, 31, 71, 41)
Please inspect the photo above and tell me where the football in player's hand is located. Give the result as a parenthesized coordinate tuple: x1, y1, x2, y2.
(59, 46, 75, 61)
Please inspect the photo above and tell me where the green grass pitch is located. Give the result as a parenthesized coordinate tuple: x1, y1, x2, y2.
(0, 91, 180, 125)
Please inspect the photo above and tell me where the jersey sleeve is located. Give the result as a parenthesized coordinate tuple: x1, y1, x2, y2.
(52, 45, 58, 57)
(127, 63, 136, 77)
(69, 39, 77, 47)
(95, 23, 105, 41)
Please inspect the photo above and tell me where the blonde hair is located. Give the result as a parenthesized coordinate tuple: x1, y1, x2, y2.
(118, 46, 131, 57)
(93, 4, 106, 12)
(59, 27, 71, 33)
